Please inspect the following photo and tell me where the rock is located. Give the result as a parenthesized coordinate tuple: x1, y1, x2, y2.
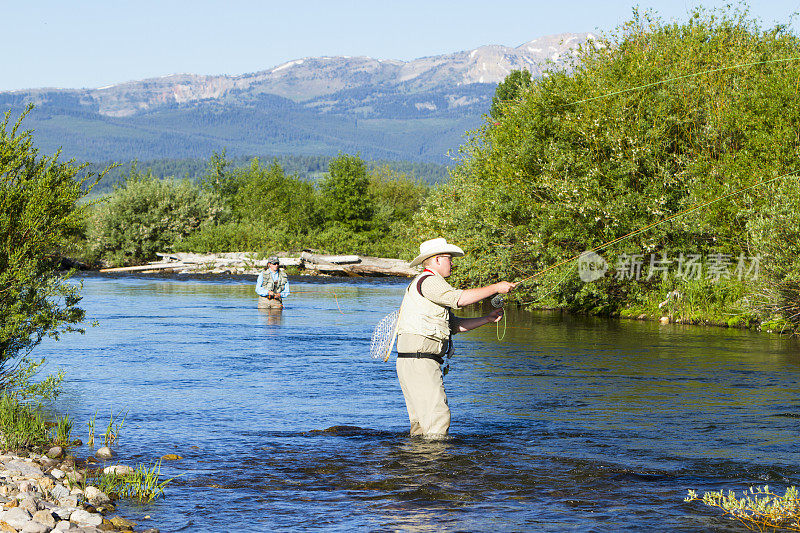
(47, 447, 64, 460)
(102, 465, 134, 477)
(160, 454, 182, 461)
(36, 478, 54, 492)
(19, 496, 38, 514)
(21, 519, 49, 533)
(141, 529, 160, 533)
(55, 520, 73, 531)
(0, 523, 16, 533)
(32, 509, 56, 529)
(57, 495, 78, 508)
(3, 506, 33, 529)
(50, 469, 65, 480)
(659, 316, 670, 324)
(69, 509, 102, 527)
(3, 461, 43, 478)
(83, 488, 110, 506)
(4, 499, 18, 509)
(50, 484, 70, 501)
(94, 448, 114, 460)
(109, 516, 136, 529)
(52, 506, 75, 520)
(98, 518, 116, 531)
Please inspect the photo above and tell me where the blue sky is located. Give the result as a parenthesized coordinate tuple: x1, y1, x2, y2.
(3, 0, 799, 91)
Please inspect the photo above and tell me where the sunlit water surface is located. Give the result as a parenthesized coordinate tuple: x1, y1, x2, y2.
(35, 274, 800, 532)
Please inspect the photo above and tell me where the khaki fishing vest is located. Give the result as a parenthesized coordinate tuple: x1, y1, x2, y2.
(261, 270, 288, 295)
(396, 271, 453, 354)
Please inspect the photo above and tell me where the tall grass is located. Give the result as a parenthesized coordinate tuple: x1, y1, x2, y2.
(95, 460, 175, 503)
(0, 394, 51, 449)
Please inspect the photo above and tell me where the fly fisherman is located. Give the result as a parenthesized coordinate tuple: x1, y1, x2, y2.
(255, 256, 290, 309)
(396, 238, 516, 438)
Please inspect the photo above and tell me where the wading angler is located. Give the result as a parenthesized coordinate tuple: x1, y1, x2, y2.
(395, 238, 516, 438)
(255, 257, 290, 308)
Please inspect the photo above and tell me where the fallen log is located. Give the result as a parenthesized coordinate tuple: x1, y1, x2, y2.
(100, 262, 186, 273)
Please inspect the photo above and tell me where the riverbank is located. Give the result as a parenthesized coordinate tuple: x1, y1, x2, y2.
(95, 252, 417, 278)
(0, 446, 150, 533)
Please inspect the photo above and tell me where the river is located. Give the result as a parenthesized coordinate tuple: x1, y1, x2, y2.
(35, 274, 800, 532)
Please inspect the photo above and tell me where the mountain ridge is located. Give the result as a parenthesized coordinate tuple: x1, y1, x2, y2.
(0, 32, 594, 163)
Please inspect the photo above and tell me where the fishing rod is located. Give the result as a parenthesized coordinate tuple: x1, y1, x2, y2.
(513, 170, 797, 287)
(567, 56, 800, 108)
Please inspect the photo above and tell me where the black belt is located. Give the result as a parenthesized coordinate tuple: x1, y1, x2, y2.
(397, 352, 445, 365)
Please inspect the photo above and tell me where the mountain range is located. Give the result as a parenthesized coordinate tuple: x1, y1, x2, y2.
(1, 33, 594, 165)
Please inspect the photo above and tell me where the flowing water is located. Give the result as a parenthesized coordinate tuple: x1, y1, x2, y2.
(35, 274, 799, 532)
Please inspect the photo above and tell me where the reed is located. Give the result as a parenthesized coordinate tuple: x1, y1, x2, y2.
(95, 460, 174, 503)
(86, 411, 96, 448)
(101, 409, 127, 446)
(53, 414, 73, 446)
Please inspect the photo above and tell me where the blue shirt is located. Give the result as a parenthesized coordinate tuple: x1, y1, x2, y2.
(255, 270, 290, 298)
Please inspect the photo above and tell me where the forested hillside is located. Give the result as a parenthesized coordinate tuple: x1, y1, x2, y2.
(83, 155, 448, 195)
(0, 90, 483, 164)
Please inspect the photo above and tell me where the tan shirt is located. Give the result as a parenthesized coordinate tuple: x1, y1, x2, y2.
(396, 269, 463, 354)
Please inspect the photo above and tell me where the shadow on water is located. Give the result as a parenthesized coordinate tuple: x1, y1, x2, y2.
(34, 274, 800, 532)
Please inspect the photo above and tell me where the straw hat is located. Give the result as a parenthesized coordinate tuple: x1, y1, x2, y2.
(409, 238, 465, 267)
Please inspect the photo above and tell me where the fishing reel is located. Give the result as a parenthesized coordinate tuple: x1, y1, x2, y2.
(490, 294, 505, 308)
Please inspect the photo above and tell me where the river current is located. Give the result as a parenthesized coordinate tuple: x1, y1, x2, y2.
(35, 274, 799, 532)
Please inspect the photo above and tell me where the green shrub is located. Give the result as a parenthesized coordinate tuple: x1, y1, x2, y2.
(419, 7, 800, 317)
(88, 168, 216, 265)
(0, 106, 96, 366)
(686, 485, 800, 532)
(746, 179, 800, 328)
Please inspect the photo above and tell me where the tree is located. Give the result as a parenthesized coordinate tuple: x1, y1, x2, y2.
(0, 107, 97, 368)
(490, 69, 532, 120)
(420, 7, 800, 317)
(319, 153, 374, 230)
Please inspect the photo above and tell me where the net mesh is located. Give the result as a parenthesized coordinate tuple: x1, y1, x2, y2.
(370, 310, 399, 360)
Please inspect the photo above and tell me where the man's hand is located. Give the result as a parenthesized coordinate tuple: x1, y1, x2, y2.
(268, 290, 275, 298)
(494, 281, 517, 294)
(487, 308, 504, 323)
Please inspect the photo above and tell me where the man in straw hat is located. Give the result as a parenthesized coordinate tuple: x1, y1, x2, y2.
(396, 238, 516, 438)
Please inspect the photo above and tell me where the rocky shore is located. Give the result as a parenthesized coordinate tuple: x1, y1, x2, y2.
(0, 446, 153, 533)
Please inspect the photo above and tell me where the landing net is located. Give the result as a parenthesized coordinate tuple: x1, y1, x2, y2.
(370, 310, 399, 361)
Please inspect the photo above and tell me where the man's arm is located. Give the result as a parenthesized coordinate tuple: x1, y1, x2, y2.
(255, 272, 268, 297)
(280, 279, 290, 298)
(453, 308, 504, 333)
(456, 281, 516, 307)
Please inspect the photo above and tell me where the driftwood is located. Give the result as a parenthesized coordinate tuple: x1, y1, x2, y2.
(99, 252, 417, 277)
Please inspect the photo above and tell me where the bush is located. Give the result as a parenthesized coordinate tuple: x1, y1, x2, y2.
(746, 179, 800, 327)
(419, 7, 800, 316)
(0, 106, 95, 366)
(88, 168, 216, 265)
(686, 485, 800, 531)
